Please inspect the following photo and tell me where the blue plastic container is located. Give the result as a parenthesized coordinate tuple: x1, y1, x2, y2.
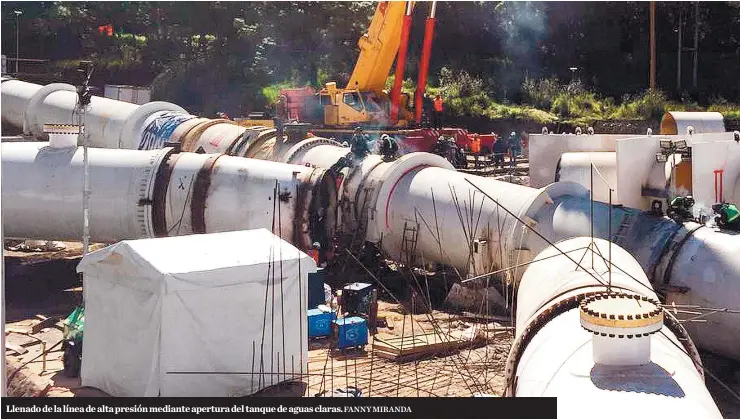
(332, 316, 368, 349)
(308, 308, 336, 338)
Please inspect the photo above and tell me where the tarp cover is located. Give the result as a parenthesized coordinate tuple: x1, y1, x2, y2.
(77, 229, 315, 397)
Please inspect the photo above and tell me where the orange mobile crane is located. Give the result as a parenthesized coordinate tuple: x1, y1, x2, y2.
(240, 1, 495, 156)
(241, 2, 433, 127)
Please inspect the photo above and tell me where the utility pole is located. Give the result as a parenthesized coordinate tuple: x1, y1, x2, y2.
(75, 61, 94, 258)
(14, 10, 22, 74)
(677, 3, 700, 92)
(677, 10, 682, 91)
(692, 2, 699, 89)
(650, 1, 656, 89)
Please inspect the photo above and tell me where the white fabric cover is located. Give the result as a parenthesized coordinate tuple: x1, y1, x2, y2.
(77, 229, 315, 397)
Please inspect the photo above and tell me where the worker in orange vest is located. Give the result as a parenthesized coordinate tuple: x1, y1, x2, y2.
(470, 135, 482, 168)
(433, 95, 444, 128)
(309, 242, 322, 266)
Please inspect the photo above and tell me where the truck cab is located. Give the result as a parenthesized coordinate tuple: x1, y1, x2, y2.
(320, 82, 387, 127)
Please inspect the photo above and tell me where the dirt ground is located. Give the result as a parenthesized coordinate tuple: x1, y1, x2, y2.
(3, 242, 510, 398)
(3, 241, 739, 415)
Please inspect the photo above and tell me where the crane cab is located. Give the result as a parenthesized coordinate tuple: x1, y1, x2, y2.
(320, 82, 388, 127)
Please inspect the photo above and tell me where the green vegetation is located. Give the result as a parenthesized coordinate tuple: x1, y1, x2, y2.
(261, 82, 295, 105)
(4, 1, 739, 122)
(432, 73, 740, 125)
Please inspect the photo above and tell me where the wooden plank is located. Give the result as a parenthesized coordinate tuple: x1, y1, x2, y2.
(6, 341, 28, 355)
(6, 326, 32, 335)
(32, 315, 59, 334)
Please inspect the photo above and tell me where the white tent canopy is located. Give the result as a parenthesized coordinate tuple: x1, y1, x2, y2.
(77, 229, 315, 397)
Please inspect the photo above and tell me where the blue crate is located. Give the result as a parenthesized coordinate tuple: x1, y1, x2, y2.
(332, 317, 368, 349)
(308, 308, 336, 338)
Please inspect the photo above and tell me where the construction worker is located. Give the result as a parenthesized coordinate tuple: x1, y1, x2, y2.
(493, 134, 507, 169)
(433, 94, 444, 128)
(667, 196, 695, 222)
(309, 242, 322, 266)
(350, 127, 371, 159)
(650, 200, 664, 217)
(507, 132, 521, 168)
(433, 135, 446, 154)
(712, 202, 740, 231)
(470, 134, 482, 168)
(378, 134, 399, 161)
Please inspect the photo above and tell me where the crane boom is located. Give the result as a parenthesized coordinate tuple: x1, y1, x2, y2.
(346, 1, 415, 94)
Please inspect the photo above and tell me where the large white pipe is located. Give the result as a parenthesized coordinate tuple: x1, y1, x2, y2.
(1, 142, 336, 251)
(1, 78, 187, 149)
(660, 111, 725, 135)
(286, 143, 740, 360)
(555, 152, 618, 203)
(5, 80, 740, 361)
(507, 237, 722, 419)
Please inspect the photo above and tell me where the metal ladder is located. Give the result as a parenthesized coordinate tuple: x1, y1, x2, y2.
(612, 211, 636, 247)
(399, 222, 419, 267)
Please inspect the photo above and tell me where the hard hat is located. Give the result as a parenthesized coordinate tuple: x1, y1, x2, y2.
(312, 242, 321, 249)
(510, 132, 516, 136)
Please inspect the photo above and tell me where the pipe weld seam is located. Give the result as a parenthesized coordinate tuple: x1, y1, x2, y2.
(151, 149, 182, 237)
(191, 154, 224, 234)
(658, 223, 704, 286)
(352, 159, 384, 224)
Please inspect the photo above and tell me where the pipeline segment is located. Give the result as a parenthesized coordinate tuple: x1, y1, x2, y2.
(285, 143, 740, 360)
(1, 142, 336, 252)
(506, 237, 722, 418)
(4, 80, 740, 361)
(1, 77, 188, 149)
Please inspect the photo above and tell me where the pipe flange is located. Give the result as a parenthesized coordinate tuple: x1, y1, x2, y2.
(42, 124, 80, 135)
(579, 292, 663, 338)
